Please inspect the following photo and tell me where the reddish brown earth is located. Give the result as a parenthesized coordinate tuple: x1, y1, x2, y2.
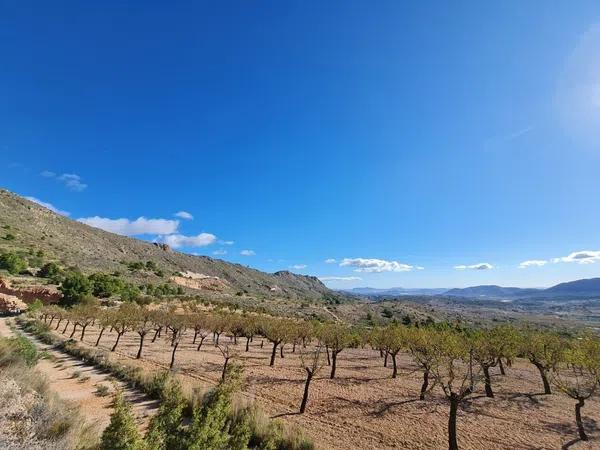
(40, 321, 600, 450)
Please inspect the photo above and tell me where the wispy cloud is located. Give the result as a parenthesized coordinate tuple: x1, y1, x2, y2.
(324, 258, 337, 264)
(159, 233, 217, 249)
(552, 250, 600, 264)
(240, 249, 255, 256)
(213, 249, 227, 255)
(319, 276, 362, 281)
(290, 264, 307, 269)
(174, 211, 193, 220)
(42, 171, 88, 191)
(78, 216, 179, 236)
(340, 258, 416, 273)
(518, 259, 548, 269)
(25, 196, 70, 216)
(219, 240, 235, 245)
(454, 263, 494, 270)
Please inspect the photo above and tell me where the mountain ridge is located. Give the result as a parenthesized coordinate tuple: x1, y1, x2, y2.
(0, 189, 339, 301)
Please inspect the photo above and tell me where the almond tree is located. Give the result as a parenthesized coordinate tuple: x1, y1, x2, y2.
(132, 306, 155, 359)
(262, 318, 288, 367)
(111, 304, 136, 352)
(95, 309, 113, 347)
(190, 312, 211, 351)
(382, 324, 407, 379)
(241, 316, 258, 352)
(210, 314, 227, 346)
(406, 327, 437, 400)
(73, 303, 98, 341)
(299, 345, 325, 413)
(550, 335, 599, 441)
(217, 343, 239, 381)
(521, 329, 563, 395)
(489, 324, 520, 375)
(168, 314, 187, 369)
(471, 329, 499, 398)
(430, 328, 481, 450)
(319, 323, 356, 379)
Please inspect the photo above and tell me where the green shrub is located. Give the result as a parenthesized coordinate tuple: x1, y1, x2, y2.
(59, 271, 93, 304)
(100, 392, 145, 450)
(0, 251, 27, 274)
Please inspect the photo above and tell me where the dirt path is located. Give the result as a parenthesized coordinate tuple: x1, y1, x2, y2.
(0, 317, 159, 434)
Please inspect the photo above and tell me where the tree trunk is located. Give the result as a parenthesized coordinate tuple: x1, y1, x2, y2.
(221, 357, 230, 381)
(95, 328, 105, 347)
(270, 342, 278, 366)
(69, 324, 78, 338)
(300, 372, 314, 413)
(170, 342, 179, 369)
(197, 336, 206, 351)
(420, 369, 429, 400)
(193, 330, 198, 344)
(215, 332, 220, 346)
(448, 394, 459, 450)
(260, 340, 264, 349)
(483, 365, 494, 398)
(55, 319, 62, 330)
(391, 353, 398, 378)
(532, 361, 551, 394)
(326, 346, 331, 366)
(330, 351, 338, 379)
(151, 327, 161, 343)
(575, 397, 588, 441)
(136, 333, 145, 359)
(293, 342, 296, 353)
(48, 317, 54, 327)
(384, 351, 388, 367)
(498, 357, 505, 375)
(80, 325, 88, 341)
(111, 332, 122, 352)
(280, 344, 285, 358)
(62, 320, 70, 334)
(170, 330, 178, 347)
(246, 337, 251, 352)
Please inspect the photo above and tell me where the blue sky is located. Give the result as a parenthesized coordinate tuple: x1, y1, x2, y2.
(2, 1, 600, 288)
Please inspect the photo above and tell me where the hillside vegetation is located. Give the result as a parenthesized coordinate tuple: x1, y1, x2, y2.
(0, 189, 340, 302)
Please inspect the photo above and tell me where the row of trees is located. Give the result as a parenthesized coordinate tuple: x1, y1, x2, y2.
(37, 303, 600, 449)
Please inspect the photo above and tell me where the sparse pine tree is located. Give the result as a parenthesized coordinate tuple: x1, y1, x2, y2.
(100, 392, 144, 450)
(145, 376, 186, 450)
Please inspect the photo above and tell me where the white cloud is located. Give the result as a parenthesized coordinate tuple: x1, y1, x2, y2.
(454, 263, 494, 270)
(519, 260, 548, 269)
(319, 276, 362, 282)
(78, 216, 179, 236)
(340, 258, 416, 273)
(213, 249, 227, 255)
(552, 250, 600, 265)
(240, 250, 255, 256)
(219, 240, 235, 245)
(174, 211, 193, 220)
(324, 258, 337, 264)
(159, 233, 217, 249)
(290, 264, 307, 269)
(58, 173, 87, 191)
(25, 196, 70, 216)
(42, 171, 88, 191)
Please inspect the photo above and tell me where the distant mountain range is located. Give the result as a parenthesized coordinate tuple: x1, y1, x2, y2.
(343, 278, 600, 300)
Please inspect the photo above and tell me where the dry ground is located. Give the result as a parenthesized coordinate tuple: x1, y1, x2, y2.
(0, 317, 159, 434)
(36, 322, 598, 450)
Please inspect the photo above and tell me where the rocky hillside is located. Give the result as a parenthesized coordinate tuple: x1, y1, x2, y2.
(0, 189, 339, 301)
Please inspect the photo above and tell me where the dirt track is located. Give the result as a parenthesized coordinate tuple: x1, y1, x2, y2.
(35, 319, 600, 450)
(0, 317, 159, 434)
